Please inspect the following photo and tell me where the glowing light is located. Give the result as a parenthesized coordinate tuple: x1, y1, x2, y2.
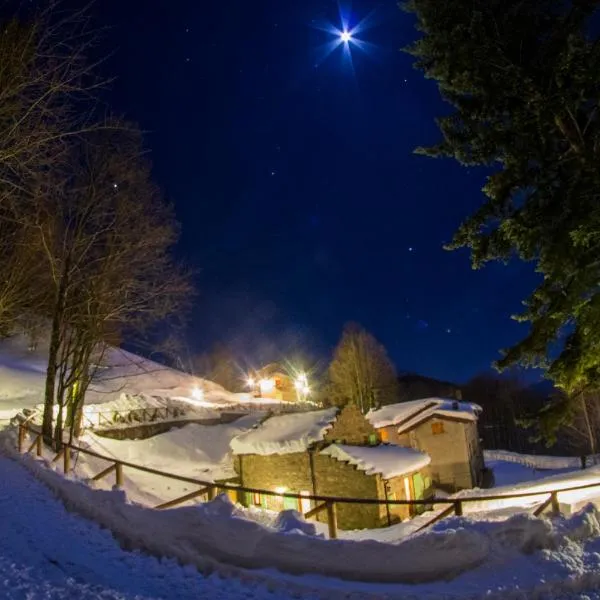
(294, 373, 310, 399)
(247, 377, 255, 388)
(275, 486, 288, 495)
(259, 378, 275, 394)
(340, 30, 351, 43)
(191, 387, 204, 401)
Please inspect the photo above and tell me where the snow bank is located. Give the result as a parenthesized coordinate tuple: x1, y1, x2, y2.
(230, 408, 338, 456)
(274, 510, 320, 537)
(367, 398, 481, 431)
(484, 449, 599, 470)
(0, 431, 494, 584)
(78, 414, 265, 490)
(456, 462, 600, 514)
(320, 443, 431, 479)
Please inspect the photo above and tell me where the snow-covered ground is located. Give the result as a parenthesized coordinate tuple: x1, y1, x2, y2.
(4, 433, 600, 598)
(76, 414, 266, 505)
(0, 332, 281, 424)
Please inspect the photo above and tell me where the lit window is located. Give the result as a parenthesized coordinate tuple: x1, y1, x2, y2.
(431, 422, 444, 435)
(253, 492, 261, 505)
(380, 429, 389, 442)
(368, 433, 378, 446)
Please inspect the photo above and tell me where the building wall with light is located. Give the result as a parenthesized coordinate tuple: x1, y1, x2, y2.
(248, 363, 309, 402)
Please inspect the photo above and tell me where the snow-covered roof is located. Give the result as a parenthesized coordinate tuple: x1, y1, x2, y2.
(367, 398, 481, 432)
(230, 408, 338, 456)
(320, 443, 431, 479)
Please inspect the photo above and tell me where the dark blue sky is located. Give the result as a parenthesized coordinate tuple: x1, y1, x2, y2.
(94, 0, 538, 383)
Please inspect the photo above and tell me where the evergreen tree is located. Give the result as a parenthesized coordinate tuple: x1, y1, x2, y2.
(326, 323, 398, 412)
(404, 0, 600, 430)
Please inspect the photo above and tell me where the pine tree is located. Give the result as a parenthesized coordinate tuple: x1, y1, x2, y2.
(326, 323, 398, 412)
(404, 0, 600, 428)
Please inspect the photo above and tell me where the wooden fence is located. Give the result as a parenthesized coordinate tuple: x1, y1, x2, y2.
(16, 423, 600, 539)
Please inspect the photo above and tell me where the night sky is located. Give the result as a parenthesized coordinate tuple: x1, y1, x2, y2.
(93, 0, 539, 384)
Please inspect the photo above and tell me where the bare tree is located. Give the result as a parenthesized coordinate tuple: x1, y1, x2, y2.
(0, 2, 105, 194)
(192, 343, 242, 392)
(36, 125, 192, 444)
(325, 323, 398, 413)
(0, 1, 109, 340)
(559, 390, 600, 456)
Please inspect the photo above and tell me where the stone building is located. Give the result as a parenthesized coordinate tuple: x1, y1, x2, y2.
(367, 398, 484, 492)
(230, 403, 432, 530)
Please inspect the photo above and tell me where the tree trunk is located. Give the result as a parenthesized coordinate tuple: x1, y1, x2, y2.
(42, 260, 69, 444)
(42, 315, 61, 443)
(580, 393, 596, 455)
(53, 402, 64, 450)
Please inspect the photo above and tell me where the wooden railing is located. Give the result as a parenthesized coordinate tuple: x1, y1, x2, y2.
(16, 423, 600, 539)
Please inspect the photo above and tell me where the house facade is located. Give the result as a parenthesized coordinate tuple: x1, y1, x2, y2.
(368, 398, 484, 492)
(247, 363, 308, 402)
(230, 404, 433, 530)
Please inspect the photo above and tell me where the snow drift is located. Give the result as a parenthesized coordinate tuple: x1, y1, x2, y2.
(5, 430, 600, 587)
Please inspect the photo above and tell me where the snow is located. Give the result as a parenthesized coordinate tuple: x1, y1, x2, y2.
(456, 462, 600, 515)
(0, 332, 282, 426)
(67, 414, 264, 505)
(320, 443, 431, 479)
(367, 397, 481, 431)
(6, 432, 600, 598)
(0, 439, 316, 600)
(230, 408, 338, 455)
(485, 449, 600, 470)
(6, 422, 600, 597)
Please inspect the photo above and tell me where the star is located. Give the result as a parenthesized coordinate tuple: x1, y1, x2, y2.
(340, 31, 352, 43)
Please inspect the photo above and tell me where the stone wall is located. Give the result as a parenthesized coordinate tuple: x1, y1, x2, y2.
(237, 452, 314, 505)
(238, 450, 396, 530)
(312, 453, 384, 529)
(324, 403, 379, 446)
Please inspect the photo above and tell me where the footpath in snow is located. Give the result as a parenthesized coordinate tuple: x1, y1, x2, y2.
(0, 451, 314, 600)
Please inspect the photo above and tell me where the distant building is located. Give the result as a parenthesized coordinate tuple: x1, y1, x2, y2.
(247, 363, 309, 403)
(230, 403, 433, 530)
(367, 398, 484, 492)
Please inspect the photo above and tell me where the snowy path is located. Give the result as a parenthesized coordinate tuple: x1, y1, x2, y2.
(0, 454, 306, 600)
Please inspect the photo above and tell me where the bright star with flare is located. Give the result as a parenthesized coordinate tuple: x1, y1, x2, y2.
(340, 30, 352, 43)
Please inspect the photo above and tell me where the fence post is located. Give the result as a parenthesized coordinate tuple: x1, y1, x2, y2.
(35, 435, 42, 457)
(207, 486, 216, 501)
(115, 462, 123, 488)
(63, 447, 71, 474)
(454, 500, 463, 517)
(551, 491, 560, 514)
(326, 501, 338, 539)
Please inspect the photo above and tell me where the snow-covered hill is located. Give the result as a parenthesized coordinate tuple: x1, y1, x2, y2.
(0, 333, 266, 422)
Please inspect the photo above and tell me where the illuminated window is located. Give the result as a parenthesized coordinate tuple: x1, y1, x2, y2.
(368, 433, 378, 446)
(380, 429, 389, 442)
(253, 492, 261, 505)
(431, 422, 445, 435)
(275, 377, 283, 390)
